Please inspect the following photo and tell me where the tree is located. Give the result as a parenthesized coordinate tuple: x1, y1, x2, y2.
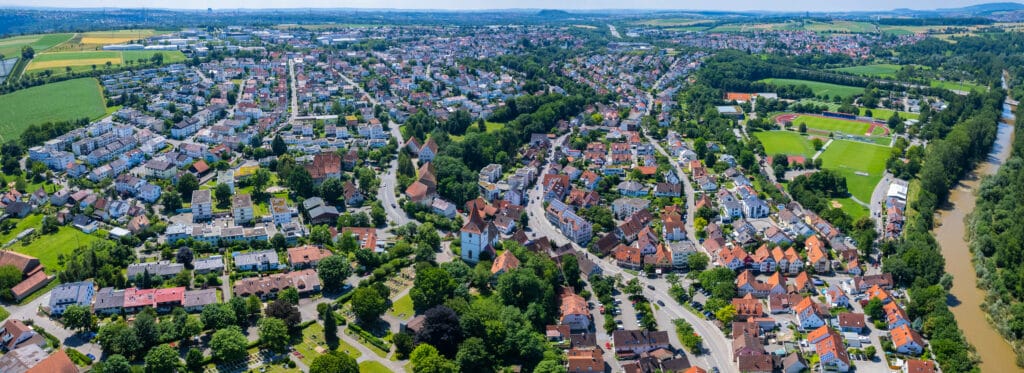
(411, 344, 458, 373)
(351, 286, 388, 324)
(394, 332, 415, 359)
(251, 168, 272, 199)
(320, 177, 344, 203)
(41, 215, 59, 234)
(176, 247, 194, 269)
(309, 352, 358, 373)
(799, 122, 808, 133)
(279, 287, 299, 305)
(177, 173, 199, 200)
(97, 320, 142, 358)
(288, 167, 315, 198)
(162, 191, 183, 214)
(185, 348, 205, 372)
(98, 354, 132, 373)
(310, 225, 332, 246)
(210, 326, 248, 362)
(410, 265, 456, 312)
(265, 299, 301, 329)
(0, 264, 23, 299)
(323, 307, 338, 344)
(145, 344, 180, 373)
(201, 303, 237, 330)
(534, 360, 567, 373)
(62, 304, 95, 332)
(864, 298, 885, 321)
(562, 254, 581, 290)
(215, 183, 232, 209)
(21, 45, 34, 59)
(715, 304, 737, 324)
(318, 255, 353, 292)
(455, 337, 491, 373)
(259, 317, 290, 352)
(134, 311, 159, 349)
(415, 306, 463, 358)
(272, 135, 287, 156)
(688, 252, 709, 271)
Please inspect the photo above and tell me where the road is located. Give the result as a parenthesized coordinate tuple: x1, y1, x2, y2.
(5, 291, 103, 359)
(608, 24, 621, 39)
(288, 58, 299, 122)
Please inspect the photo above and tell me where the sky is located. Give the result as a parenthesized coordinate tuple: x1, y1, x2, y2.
(0, 0, 1012, 12)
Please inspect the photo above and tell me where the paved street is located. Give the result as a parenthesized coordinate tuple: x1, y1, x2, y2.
(5, 291, 103, 358)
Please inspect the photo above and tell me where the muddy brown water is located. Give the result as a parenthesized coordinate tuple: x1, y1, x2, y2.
(934, 104, 1019, 372)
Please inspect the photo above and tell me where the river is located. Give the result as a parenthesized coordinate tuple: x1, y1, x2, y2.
(934, 100, 1019, 372)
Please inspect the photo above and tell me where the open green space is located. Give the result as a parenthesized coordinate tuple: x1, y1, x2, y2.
(294, 322, 362, 366)
(359, 361, 392, 373)
(0, 305, 9, 322)
(930, 79, 987, 93)
(835, 197, 869, 220)
(26, 50, 186, 77)
(832, 64, 902, 78)
(759, 78, 862, 99)
(753, 131, 815, 157)
(450, 121, 505, 142)
(0, 78, 106, 141)
(859, 107, 919, 121)
(387, 293, 414, 319)
(818, 140, 889, 203)
(12, 225, 104, 274)
(803, 20, 877, 33)
(792, 115, 872, 135)
(0, 33, 73, 57)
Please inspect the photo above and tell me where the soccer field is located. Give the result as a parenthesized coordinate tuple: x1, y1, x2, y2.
(793, 115, 873, 135)
(754, 131, 816, 157)
(832, 64, 902, 78)
(819, 140, 890, 202)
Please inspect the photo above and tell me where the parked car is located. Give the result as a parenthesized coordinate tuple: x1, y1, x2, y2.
(657, 300, 665, 306)
(647, 285, 655, 290)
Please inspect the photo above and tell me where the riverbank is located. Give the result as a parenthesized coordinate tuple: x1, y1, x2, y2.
(935, 103, 1021, 372)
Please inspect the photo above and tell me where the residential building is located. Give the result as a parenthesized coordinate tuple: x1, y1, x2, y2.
(232, 193, 254, 225)
(232, 250, 280, 272)
(191, 190, 212, 222)
(287, 245, 333, 269)
(48, 281, 94, 316)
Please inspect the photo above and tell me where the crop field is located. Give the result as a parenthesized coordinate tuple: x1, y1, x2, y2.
(759, 78, 862, 99)
(0, 33, 73, 57)
(803, 21, 877, 33)
(26, 50, 186, 76)
(833, 64, 902, 78)
(753, 131, 815, 157)
(819, 140, 890, 202)
(709, 22, 802, 32)
(47, 29, 173, 52)
(0, 78, 106, 140)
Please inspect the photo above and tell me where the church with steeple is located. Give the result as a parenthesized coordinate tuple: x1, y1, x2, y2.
(460, 204, 499, 263)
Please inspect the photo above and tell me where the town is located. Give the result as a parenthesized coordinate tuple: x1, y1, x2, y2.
(0, 3, 1020, 373)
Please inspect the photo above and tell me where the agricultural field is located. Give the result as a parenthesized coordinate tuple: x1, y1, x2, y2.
(0, 33, 73, 57)
(759, 78, 862, 99)
(0, 78, 106, 141)
(818, 140, 890, 203)
(803, 20, 877, 33)
(753, 131, 815, 157)
(47, 29, 172, 52)
(708, 22, 802, 32)
(832, 64, 902, 78)
(26, 49, 186, 76)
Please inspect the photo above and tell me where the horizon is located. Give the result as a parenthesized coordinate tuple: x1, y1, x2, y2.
(0, 0, 1016, 13)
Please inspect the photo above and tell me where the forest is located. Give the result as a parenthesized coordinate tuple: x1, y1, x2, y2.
(968, 103, 1024, 366)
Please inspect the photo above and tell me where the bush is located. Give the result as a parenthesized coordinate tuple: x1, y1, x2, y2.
(65, 347, 92, 366)
(348, 324, 389, 351)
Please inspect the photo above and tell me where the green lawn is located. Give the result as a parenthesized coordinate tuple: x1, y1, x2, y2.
(832, 64, 902, 78)
(0, 78, 106, 141)
(754, 131, 816, 157)
(0, 305, 9, 322)
(792, 115, 872, 135)
(819, 140, 890, 203)
(859, 107, 919, 121)
(294, 323, 361, 366)
(0, 33, 73, 57)
(759, 78, 862, 99)
(387, 294, 414, 319)
(122, 50, 187, 64)
(26, 50, 187, 77)
(835, 197, 869, 220)
(803, 21, 877, 33)
(930, 79, 987, 93)
(13, 226, 104, 273)
(450, 121, 505, 142)
(359, 361, 392, 373)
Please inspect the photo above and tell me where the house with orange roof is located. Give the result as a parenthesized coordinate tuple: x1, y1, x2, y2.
(566, 348, 603, 373)
(287, 245, 333, 269)
(731, 294, 764, 321)
(791, 271, 813, 293)
(560, 289, 591, 331)
(806, 236, 829, 272)
(614, 244, 643, 270)
(891, 324, 925, 356)
(491, 250, 521, 275)
(794, 296, 828, 330)
(718, 246, 750, 271)
(806, 325, 833, 345)
(751, 245, 775, 273)
(25, 349, 79, 373)
(815, 330, 851, 372)
(736, 270, 786, 298)
(903, 359, 937, 373)
(884, 302, 910, 330)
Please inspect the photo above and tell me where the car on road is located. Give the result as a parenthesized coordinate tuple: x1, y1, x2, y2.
(656, 300, 665, 306)
(86, 353, 96, 361)
(647, 285, 655, 290)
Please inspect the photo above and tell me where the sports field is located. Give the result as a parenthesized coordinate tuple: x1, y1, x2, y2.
(832, 64, 902, 78)
(819, 140, 890, 203)
(759, 78, 862, 99)
(0, 78, 106, 140)
(930, 79, 987, 93)
(859, 107, 919, 120)
(0, 33, 73, 57)
(793, 115, 872, 135)
(753, 131, 815, 157)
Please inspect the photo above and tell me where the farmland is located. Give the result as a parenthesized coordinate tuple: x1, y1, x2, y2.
(0, 33, 73, 57)
(832, 64, 902, 78)
(47, 29, 172, 52)
(759, 78, 862, 99)
(753, 131, 815, 157)
(0, 78, 106, 141)
(26, 49, 186, 76)
(818, 140, 890, 203)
